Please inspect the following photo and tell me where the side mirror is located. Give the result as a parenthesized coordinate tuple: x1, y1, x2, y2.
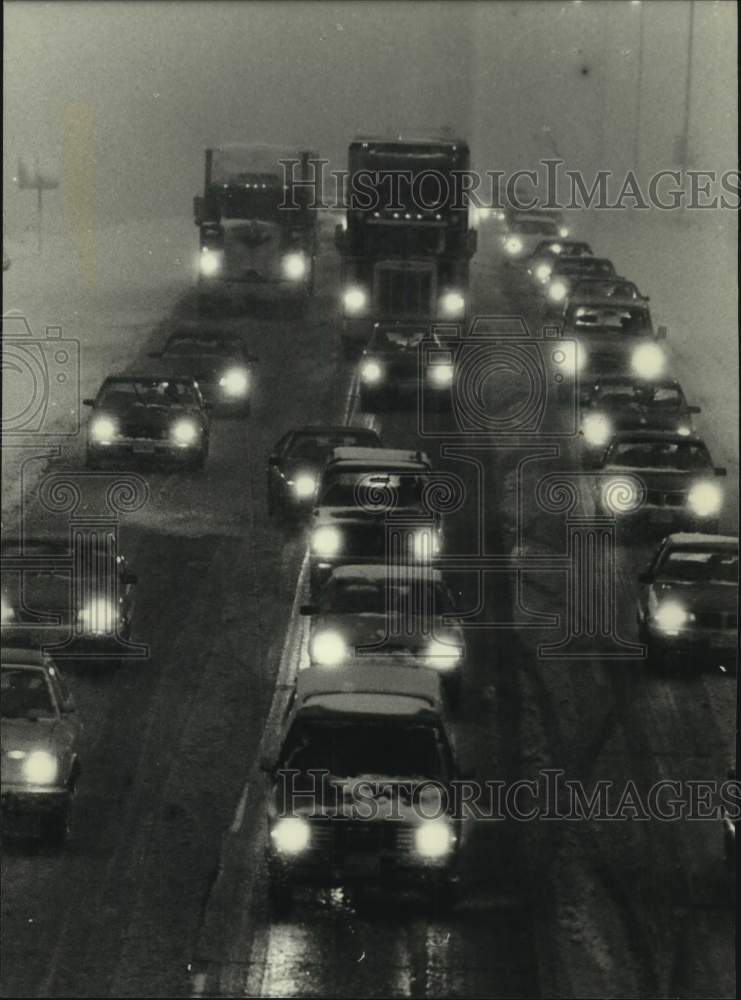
(638, 571, 652, 585)
(121, 571, 138, 586)
(715, 467, 727, 477)
(268, 455, 280, 467)
(300, 604, 318, 616)
(61, 697, 76, 714)
(688, 405, 701, 414)
(82, 398, 94, 407)
(656, 325, 667, 340)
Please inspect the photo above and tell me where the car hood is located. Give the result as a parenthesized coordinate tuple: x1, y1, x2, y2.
(270, 774, 449, 821)
(311, 613, 463, 652)
(603, 467, 711, 491)
(606, 407, 689, 432)
(158, 357, 226, 381)
(95, 404, 201, 433)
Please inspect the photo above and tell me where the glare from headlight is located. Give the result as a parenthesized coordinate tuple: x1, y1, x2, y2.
(631, 343, 665, 379)
(413, 530, 441, 561)
(292, 474, 316, 499)
(199, 249, 221, 277)
(551, 243, 563, 255)
(505, 236, 523, 255)
(535, 263, 552, 282)
(1, 596, 16, 624)
(415, 820, 454, 859)
(559, 226, 569, 238)
(172, 419, 198, 445)
(343, 287, 367, 314)
(582, 413, 613, 448)
(282, 252, 306, 280)
(553, 342, 586, 375)
(91, 416, 117, 443)
(312, 526, 341, 557)
(78, 599, 117, 634)
(687, 480, 722, 517)
(548, 280, 568, 302)
(360, 359, 383, 384)
(425, 639, 461, 670)
(271, 817, 311, 855)
(23, 751, 58, 785)
(676, 425, 691, 437)
(428, 363, 454, 387)
(219, 367, 249, 396)
(440, 291, 465, 317)
(311, 630, 347, 666)
(654, 600, 691, 633)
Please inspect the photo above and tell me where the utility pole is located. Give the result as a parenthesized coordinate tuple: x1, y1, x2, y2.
(16, 156, 59, 255)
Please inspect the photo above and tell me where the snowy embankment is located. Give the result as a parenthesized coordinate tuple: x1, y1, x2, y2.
(2, 216, 196, 522)
(580, 207, 738, 525)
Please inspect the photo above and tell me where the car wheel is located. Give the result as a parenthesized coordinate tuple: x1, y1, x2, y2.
(341, 336, 361, 361)
(645, 640, 666, 673)
(268, 877, 293, 917)
(86, 451, 102, 470)
(359, 391, 378, 414)
(430, 879, 458, 913)
(445, 676, 462, 711)
(190, 449, 208, 472)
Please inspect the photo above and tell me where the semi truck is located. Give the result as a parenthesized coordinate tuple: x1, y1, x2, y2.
(335, 135, 477, 355)
(194, 143, 317, 305)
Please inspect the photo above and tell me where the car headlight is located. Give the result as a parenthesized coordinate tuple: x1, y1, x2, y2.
(291, 473, 316, 499)
(343, 287, 367, 314)
(413, 529, 441, 561)
(602, 476, 642, 514)
(582, 413, 613, 448)
(311, 630, 347, 666)
(559, 226, 569, 238)
(428, 363, 454, 387)
(504, 236, 523, 256)
(687, 480, 722, 517)
(414, 820, 454, 859)
(270, 817, 311, 855)
(550, 243, 563, 255)
(676, 425, 691, 437)
(91, 416, 117, 444)
(23, 750, 58, 785)
(548, 280, 568, 303)
(535, 263, 552, 282)
(360, 359, 383, 384)
(425, 638, 462, 670)
(171, 419, 198, 445)
(281, 252, 306, 281)
(199, 248, 222, 277)
(78, 598, 117, 634)
(312, 526, 341, 558)
(440, 291, 465, 317)
(1, 596, 15, 624)
(219, 367, 249, 396)
(631, 343, 665, 379)
(654, 600, 692, 634)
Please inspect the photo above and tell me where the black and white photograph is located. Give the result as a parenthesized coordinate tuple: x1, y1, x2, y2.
(1, 1, 737, 997)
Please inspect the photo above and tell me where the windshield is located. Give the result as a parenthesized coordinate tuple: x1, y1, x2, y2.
(554, 259, 615, 277)
(374, 329, 427, 349)
(98, 380, 198, 408)
(596, 383, 683, 408)
(573, 280, 639, 299)
(281, 721, 445, 780)
(318, 473, 426, 508)
(288, 432, 377, 461)
(1, 667, 56, 719)
(163, 338, 242, 358)
(657, 550, 738, 584)
(606, 441, 712, 470)
(319, 579, 452, 615)
(569, 306, 651, 335)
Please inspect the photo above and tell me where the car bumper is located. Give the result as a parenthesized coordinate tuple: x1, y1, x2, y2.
(645, 625, 737, 660)
(1, 624, 129, 659)
(268, 847, 457, 887)
(87, 439, 205, 462)
(2, 785, 70, 811)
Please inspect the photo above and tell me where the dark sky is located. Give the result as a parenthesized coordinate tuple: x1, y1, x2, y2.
(3, 1, 736, 232)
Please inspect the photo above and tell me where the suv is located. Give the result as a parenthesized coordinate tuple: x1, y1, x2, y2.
(1, 648, 82, 844)
(263, 663, 461, 911)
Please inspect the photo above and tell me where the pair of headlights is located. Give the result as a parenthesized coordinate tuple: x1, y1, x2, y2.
(91, 417, 200, 446)
(310, 630, 461, 670)
(342, 288, 465, 318)
(582, 414, 692, 449)
(271, 816, 454, 859)
(2, 598, 118, 633)
(360, 360, 454, 387)
(311, 527, 441, 561)
(601, 477, 722, 517)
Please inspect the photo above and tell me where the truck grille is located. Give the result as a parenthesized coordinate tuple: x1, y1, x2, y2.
(645, 489, 686, 508)
(377, 269, 433, 318)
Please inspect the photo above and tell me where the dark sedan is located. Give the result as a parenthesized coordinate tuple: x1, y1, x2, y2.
(149, 329, 257, 416)
(267, 425, 382, 518)
(84, 375, 210, 470)
(358, 323, 455, 412)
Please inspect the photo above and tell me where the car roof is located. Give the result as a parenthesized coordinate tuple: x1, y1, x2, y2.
(313, 506, 431, 525)
(554, 257, 614, 269)
(327, 447, 430, 468)
(295, 662, 442, 711)
(101, 374, 198, 385)
(291, 426, 381, 438)
(590, 375, 681, 389)
(328, 564, 444, 584)
(1, 646, 52, 668)
(570, 296, 648, 310)
(351, 134, 468, 150)
(664, 533, 738, 549)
